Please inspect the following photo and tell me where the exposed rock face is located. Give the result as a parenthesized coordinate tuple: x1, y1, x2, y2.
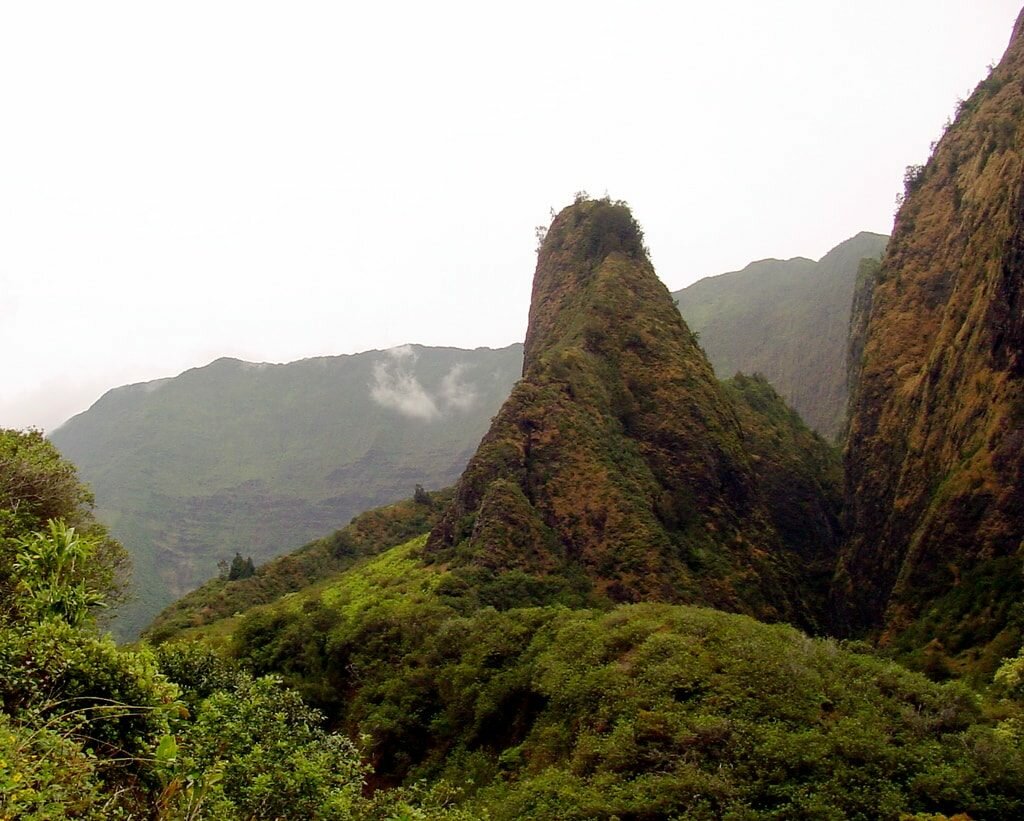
(427, 199, 841, 628)
(845, 257, 881, 410)
(836, 12, 1024, 669)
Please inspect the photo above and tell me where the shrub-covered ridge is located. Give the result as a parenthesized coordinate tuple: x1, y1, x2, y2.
(214, 535, 1024, 819)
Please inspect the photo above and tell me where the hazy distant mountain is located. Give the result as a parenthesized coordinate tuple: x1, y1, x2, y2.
(673, 232, 889, 439)
(51, 344, 522, 638)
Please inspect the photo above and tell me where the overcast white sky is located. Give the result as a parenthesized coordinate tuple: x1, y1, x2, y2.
(2, 1, 1021, 432)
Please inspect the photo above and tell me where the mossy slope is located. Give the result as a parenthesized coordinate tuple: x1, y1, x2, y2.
(209, 538, 1024, 819)
(144, 488, 451, 643)
(837, 10, 1024, 673)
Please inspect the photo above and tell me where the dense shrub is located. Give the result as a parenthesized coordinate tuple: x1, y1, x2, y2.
(220, 540, 1024, 819)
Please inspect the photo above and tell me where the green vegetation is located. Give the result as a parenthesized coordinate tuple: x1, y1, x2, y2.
(674, 232, 888, 440)
(145, 488, 452, 644)
(1, 428, 128, 618)
(0, 428, 479, 818)
(174, 534, 1024, 819)
(13, 520, 110, 626)
(50, 344, 523, 639)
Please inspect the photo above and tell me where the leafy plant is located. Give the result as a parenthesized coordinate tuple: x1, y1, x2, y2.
(13, 520, 107, 626)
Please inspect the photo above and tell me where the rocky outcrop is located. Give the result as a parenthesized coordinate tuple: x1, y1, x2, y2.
(427, 199, 841, 629)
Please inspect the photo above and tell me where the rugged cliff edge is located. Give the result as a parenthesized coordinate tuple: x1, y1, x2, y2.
(426, 199, 841, 628)
(836, 10, 1024, 673)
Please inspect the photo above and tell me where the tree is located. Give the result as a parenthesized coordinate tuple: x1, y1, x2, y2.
(227, 552, 255, 581)
(0, 428, 93, 537)
(0, 428, 129, 617)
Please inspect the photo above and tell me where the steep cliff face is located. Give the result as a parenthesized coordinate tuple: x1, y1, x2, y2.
(427, 199, 841, 627)
(837, 11, 1024, 671)
(844, 256, 882, 431)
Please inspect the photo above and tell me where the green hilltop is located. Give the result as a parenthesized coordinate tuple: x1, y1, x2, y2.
(424, 199, 841, 629)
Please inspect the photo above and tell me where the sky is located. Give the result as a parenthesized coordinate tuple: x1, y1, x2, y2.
(2, 1, 1021, 432)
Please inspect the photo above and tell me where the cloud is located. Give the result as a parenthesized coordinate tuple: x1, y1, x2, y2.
(142, 378, 172, 394)
(369, 348, 482, 420)
(370, 347, 440, 420)
(386, 344, 417, 361)
(439, 364, 478, 411)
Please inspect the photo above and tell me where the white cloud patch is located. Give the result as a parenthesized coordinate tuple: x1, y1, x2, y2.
(370, 347, 440, 420)
(387, 344, 417, 361)
(370, 348, 482, 420)
(439, 364, 478, 411)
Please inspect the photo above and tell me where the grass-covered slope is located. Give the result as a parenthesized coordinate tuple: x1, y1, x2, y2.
(144, 487, 451, 643)
(172, 535, 1024, 820)
(674, 231, 888, 440)
(426, 199, 841, 630)
(837, 10, 1024, 675)
(50, 344, 521, 638)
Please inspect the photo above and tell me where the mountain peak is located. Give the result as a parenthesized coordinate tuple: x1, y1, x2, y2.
(425, 200, 841, 625)
(523, 198, 651, 371)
